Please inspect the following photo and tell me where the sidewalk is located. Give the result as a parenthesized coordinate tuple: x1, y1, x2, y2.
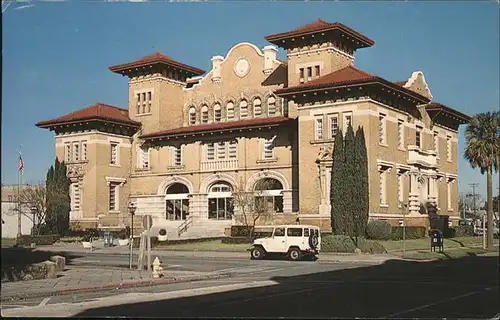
(1, 267, 227, 301)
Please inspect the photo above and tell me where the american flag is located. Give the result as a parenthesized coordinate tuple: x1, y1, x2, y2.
(18, 151, 24, 175)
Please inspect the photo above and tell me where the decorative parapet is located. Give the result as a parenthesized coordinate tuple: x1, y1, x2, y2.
(407, 145, 438, 168)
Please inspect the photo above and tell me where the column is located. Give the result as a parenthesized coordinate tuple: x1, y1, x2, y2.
(408, 172, 420, 214)
(189, 193, 208, 221)
(282, 190, 293, 213)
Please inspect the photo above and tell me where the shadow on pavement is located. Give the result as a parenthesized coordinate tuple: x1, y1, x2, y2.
(74, 255, 500, 318)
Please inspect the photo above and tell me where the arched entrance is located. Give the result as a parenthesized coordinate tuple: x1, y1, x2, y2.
(254, 178, 284, 213)
(165, 183, 190, 220)
(208, 182, 234, 220)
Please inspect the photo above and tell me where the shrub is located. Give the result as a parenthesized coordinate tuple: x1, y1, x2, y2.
(159, 229, 167, 236)
(391, 227, 426, 240)
(231, 226, 253, 237)
(443, 227, 456, 238)
(222, 237, 253, 244)
(16, 235, 60, 246)
(365, 220, 392, 240)
(355, 237, 387, 254)
(321, 235, 356, 253)
(455, 225, 474, 237)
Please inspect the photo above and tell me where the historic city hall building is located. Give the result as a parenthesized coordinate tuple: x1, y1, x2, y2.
(36, 19, 470, 238)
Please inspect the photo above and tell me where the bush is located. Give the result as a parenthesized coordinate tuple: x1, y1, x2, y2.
(321, 235, 356, 253)
(365, 220, 392, 240)
(222, 237, 253, 244)
(443, 227, 456, 238)
(391, 227, 426, 240)
(355, 237, 387, 254)
(16, 235, 60, 246)
(455, 225, 474, 237)
(231, 226, 253, 237)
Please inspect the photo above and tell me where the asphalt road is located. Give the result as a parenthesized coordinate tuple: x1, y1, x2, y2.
(2, 255, 499, 318)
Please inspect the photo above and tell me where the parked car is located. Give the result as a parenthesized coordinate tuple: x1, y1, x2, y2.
(249, 225, 321, 261)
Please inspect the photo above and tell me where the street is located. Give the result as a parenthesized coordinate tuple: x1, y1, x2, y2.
(2, 255, 499, 318)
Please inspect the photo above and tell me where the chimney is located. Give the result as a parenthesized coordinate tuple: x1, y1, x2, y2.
(211, 56, 224, 84)
(263, 45, 278, 76)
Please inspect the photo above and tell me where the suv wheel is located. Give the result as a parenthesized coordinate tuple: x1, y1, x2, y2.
(288, 248, 302, 261)
(250, 246, 265, 260)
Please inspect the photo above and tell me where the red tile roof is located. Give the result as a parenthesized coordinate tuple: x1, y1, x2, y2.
(141, 116, 294, 140)
(265, 19, 374, 48)
(275, 66, 430, 103)
(36, 103, 141, 128)
(109, 51, 205, 76)
(425, 102, 471, 124)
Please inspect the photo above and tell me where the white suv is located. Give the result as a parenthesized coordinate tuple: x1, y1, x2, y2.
(249, 225, 321, 261)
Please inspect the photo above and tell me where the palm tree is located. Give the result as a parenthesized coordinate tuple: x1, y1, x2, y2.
(464, 111, 500, 250)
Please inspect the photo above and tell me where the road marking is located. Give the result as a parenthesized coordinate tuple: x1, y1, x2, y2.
(38, 297, 51, 307)
(382, 289, 485, 318)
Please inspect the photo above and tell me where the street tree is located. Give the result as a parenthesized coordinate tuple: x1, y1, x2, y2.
(464, 111, 500, 250)
(45, 158, 71, 235)
(353, 126, 369, 239)
(330, 128, 346, 235)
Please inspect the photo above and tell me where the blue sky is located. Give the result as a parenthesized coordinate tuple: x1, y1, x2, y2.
(2, 1, 499, 199)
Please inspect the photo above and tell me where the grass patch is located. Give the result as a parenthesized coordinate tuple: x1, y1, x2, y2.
(58, 236, 83, 243)
(380, 236, 498, 253)
(1, 238, 17, 247)
(402, 247, 491, 261)
(159, 240, 250, 252)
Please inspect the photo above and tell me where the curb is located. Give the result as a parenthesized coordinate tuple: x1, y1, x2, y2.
(1, 273, 231, 302)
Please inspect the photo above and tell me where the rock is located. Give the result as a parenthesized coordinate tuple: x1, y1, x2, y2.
(30, 261, 57, 280)
(354, 248, 362, 255)
(50, 255, 66, 272)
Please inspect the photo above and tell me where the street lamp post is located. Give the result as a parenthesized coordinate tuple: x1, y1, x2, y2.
(128, 202, 136, 270)
(30, 205, 37, 235)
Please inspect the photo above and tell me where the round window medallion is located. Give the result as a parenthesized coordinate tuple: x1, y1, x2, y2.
(234, 57, 250, 78)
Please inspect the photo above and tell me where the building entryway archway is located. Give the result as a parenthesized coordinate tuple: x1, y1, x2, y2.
(254, 178, 284, 213)
(208, 182, 234, 220)
(165, 183, 190, 220)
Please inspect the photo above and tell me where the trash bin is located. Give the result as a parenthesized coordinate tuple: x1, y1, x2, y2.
(104, 232, 113, 247)
(429, 229, 443, 252)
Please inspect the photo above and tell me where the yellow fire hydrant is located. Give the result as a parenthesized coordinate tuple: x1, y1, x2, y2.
(152, 257, 164, 279)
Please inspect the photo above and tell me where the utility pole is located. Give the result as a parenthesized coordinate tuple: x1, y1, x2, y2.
(469, 183, 479, 216)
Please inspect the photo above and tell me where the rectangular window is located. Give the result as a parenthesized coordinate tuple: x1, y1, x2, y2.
(147, 91, 152, 113)
(206, 143, 215, 160)
(379, 171, 387, 206)
(108, 182, 119, 211)
(307, 66, 312, 80)
(379, 113, 386, 144)
(227, 105, 235, 120)
(81, 141, 87, 161)
(214, 108, 222, 122)
(434, 131, 439, 154)
(267, 99, 276, 116)
(447, 180, 452, 209)
(240, 103, 248, 119)
(263, 138, 275, 159)
(343, 112, 352, 135)
(228, 140, 237, 159)
(315, 118, 323, 140)
(315, 65, 320, 78)
(71, 183, 81, 211)
(397, 174, 404, 206)
(328, 114, 338, 139)
(447, 136, 452, 161)
(217, 142, 226, 159)
(110, 143, 118, 165)
(142, 92, 147, 114)
(140, 147, 149, 168)
(72, 143, 80, 161)
(136, 93, 141, 114)
(173, 146, 182, 166)
(416, 126, 422, 148)
(299, 68, 304, 83)
(65, 143, 71, 162)
(398, 120, 404, 149)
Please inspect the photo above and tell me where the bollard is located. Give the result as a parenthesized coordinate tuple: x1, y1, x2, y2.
(152, 257, 164, 279)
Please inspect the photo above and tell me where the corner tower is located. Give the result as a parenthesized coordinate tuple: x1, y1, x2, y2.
(265, 19, 374, 87)
(109, 52, 205, 135)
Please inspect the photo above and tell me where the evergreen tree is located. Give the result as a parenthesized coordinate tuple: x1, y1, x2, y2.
(354, 126, 369, 237)
(45, 158, 71, 235)
(330, 129, 346, 234)
(343, 124, 356, 236)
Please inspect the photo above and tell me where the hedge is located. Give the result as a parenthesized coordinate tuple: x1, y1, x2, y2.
(391, 227, 426, 240)
(355, 237, 387, 254)
(231, 226, 254, 237)
(365, 220, 392, 240)
(16, 235, 60, 246)
(321, 235, 357, 253)
(454, 225, 475, 237)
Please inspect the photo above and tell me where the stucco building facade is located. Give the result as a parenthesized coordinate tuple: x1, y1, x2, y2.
(36, 19, 470, 238)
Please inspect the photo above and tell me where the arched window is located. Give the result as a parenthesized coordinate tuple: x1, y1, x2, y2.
(253, 98, 262, 117)
(226, 102, 235, 120)
(254, 178, 283, 213)
(214, 103, 222, 122)
(267, 96, 277, 116)
(201, 105, 209, 123)
(165, 183, 190, 220)
(239, 100, 248, 119)
(208, 182, 234, 220)
(188, 106, 196, 125)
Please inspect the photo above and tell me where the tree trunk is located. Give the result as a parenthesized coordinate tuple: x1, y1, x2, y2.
(486, 166, 494, 250)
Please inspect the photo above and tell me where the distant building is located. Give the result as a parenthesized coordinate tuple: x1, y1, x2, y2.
(1, 184, 34, 238)
(35, 19, 470, 239)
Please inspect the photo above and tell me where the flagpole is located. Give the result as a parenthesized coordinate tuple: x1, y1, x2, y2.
(17, 148, 22, 237)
